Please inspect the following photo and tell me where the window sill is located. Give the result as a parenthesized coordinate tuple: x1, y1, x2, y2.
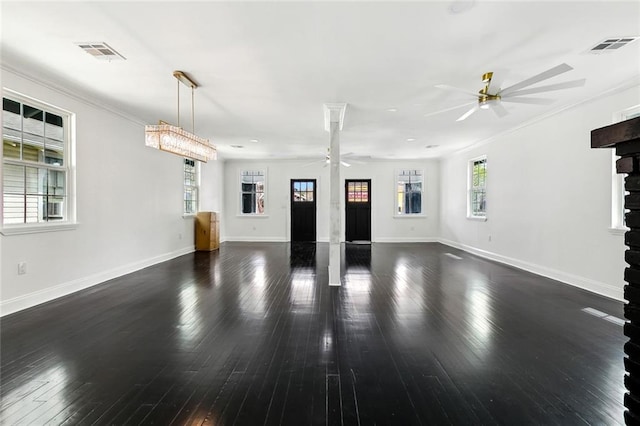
(393, 214, 427, 219)
(182, 214, 196, 219)
(609, 227, 628, 236)
(467, 216, 487, 222)
(1, 222, 78, 236)
(236, 214, 269, 218)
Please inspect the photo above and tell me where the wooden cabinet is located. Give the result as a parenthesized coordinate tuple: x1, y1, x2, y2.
(195, 211, 219, 251)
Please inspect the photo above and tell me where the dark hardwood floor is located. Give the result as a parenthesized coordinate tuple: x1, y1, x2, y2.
(0, 242, 625, 425)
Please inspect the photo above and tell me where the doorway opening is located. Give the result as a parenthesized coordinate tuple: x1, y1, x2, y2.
(345, 179, 371, 242)
(291, 179, 317, 242)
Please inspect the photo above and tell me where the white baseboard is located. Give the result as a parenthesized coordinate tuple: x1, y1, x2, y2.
(6, 238, 619, 317)
(375, 237, 439, 243)
(1, 246, 195, 317)
(223, 236, 288, 242)
(223, 237, 439, 243)
(438, 238, 623, 301)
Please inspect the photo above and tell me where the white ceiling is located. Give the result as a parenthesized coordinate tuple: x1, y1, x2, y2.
(2, 1, 639, 160)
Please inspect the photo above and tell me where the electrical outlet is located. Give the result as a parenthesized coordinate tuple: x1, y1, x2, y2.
(488, 235, 492, 242)
(178, 233, 183, 240)
(18, 262, 27, 275)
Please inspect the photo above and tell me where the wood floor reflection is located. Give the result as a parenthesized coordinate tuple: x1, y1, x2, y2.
(1, 242, 625, 425)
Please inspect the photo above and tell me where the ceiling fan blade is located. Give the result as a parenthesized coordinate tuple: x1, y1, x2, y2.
(490, 102, 509, 118)
(299, 158, 323, 167)
(502, 78, 586, 97)
(435, 84, 480, 99)
(340, 160, 351, 167)
(500, 63, 573, 96)
(342, 153, 369, 164)
(456, 105, 479, 121)
(501, 97, 555, 105)
(424, 101, 476, 118)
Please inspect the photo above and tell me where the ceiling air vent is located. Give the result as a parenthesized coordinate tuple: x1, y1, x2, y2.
(76, 42, 125, 60)
(589, 37, 639, 53)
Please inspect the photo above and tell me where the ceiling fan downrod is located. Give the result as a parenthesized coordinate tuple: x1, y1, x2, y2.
(478, 71, 500, 108)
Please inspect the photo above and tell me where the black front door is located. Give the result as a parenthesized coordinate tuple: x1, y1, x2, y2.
(345, 179, 371, 242)
(291, 179, 317, 242)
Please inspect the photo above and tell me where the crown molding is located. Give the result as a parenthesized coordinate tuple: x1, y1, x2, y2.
(447, 75, 640, 158)
(323, 103, 347, 132)
(1, 62, 147, 127)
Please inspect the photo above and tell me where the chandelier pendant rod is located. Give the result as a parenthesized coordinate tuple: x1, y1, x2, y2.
(177, 78, 180, 128)
(191, 85, 195, 133)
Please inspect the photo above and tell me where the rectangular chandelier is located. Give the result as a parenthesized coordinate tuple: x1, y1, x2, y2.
(144, 71, 217, 162)
(145, 123, 216, 162)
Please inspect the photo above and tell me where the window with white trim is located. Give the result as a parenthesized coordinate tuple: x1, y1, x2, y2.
(241, 170, 265, 214)
(468, 156, 487, 218)
(396, 169, 423, 214)
(612, 105, 640, 231)
(2, 95, 73, 226)
(612, 150, 626, 230)
(184, 158, 198, 215)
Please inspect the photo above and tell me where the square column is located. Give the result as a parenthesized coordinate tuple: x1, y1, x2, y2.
(324, 103, 347, 286)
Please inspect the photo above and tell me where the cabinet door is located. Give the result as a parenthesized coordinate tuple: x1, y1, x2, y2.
(210, 217, 219, 250)
(196, 212, 219, 251)
(196, 212, 211, 250)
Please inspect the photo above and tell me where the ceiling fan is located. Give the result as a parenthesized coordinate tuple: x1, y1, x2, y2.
(431, 63, 586, 121)
(303, 148, 367, 168)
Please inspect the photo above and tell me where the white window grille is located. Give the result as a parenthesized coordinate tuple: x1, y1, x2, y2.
(241, 170, 265, 214)
(2, 95, 73, 227)
(396, 170, 423, 215)
(468, 156, 487, 218)
(184, 158, 198, 215)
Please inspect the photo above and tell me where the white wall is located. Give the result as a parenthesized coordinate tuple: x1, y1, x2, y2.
(200, 158, 225, 215)
(223, 158, 440, 242)
(0, 69, 223, 315)
(440, 84, 640, 301)
(2, 67, 634, 314)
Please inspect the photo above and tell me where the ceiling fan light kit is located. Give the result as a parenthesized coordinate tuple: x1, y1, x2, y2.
(435, 63, 586, 121)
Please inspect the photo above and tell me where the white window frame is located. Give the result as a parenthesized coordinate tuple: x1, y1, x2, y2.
(1, 90, 76, 235)
(239, 170, 266, 216)
(611, 105, 640, 234)
(183, 158, 199, 216)
(467, 155, 487, 221)
(394, 169, 425, 217)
